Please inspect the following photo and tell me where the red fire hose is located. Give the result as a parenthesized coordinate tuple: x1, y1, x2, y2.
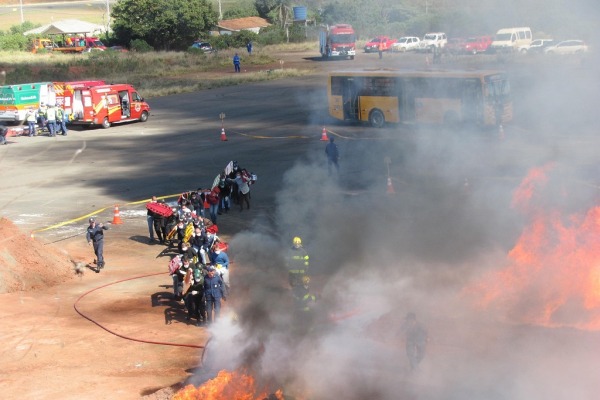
(73, 271, 209, 350)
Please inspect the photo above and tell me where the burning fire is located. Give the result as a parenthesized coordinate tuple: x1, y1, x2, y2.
(173, 369, 284, 400)
(467, 163, 600, 330)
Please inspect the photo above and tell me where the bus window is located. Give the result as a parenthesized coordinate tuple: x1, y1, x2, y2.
(362, 77, 395, 96)
(331, 76, 344, 96)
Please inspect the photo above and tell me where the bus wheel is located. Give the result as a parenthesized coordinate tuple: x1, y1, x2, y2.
(369, 109, 385, 128)
(140, 111, 149, 122)
(101, 117, 111, 129)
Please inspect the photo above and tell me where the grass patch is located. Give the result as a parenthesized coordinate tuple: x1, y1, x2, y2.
(0, 46, 310, 97)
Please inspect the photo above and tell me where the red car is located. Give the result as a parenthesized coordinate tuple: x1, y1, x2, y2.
(464, 36, 493, 54)
(446, 38, 467, 54)
(364, 36, 396, 53)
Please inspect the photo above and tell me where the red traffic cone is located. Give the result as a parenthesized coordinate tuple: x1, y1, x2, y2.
(112, 205, 123, 224)
(220, 128, 228, 141)
(386, 177, 395, 194)
(320, 127, 329, 141)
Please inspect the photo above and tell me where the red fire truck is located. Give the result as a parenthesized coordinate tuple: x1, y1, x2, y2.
(319, 24, 356, 60)
(54, 80, 106, 118)
(71, 84, 150, 129)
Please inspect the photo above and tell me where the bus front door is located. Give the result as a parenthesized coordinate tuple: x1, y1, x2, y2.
(342, 78, 360, 121)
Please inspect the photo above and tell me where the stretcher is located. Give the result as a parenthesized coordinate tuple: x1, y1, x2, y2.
(146, 201, 174, 217)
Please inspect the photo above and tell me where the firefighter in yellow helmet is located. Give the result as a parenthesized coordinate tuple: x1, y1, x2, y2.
(293, 275, 316, 312)
(286, 236, 310, 288)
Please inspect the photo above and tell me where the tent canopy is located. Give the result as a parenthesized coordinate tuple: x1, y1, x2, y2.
(24, 19, 106, 36)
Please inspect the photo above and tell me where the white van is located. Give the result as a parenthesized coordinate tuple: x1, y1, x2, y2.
(418, 32, 447, 52)
(490, 27, 532, 53)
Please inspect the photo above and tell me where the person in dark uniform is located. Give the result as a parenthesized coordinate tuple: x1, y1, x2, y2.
(403, 312, 428, 370)
(233, 53, 241, 73)
(146, 196, 157, 242)
(0, 126, 7, 145)
(86, 217, 109, 270)
(203, 266, 226, 323)
(184, 265, 206, 326)
(152, 206, 168, 244)
(325, 136, 339, 175)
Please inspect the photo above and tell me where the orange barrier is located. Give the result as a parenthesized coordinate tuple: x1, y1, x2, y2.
(320, 127, 328, 141)
(386, 177, 395, 194)
(112, 205, 123, 224)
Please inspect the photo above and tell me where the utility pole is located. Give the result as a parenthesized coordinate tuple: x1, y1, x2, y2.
(106, 0, 110, 32)
(19, 0, 24, 23)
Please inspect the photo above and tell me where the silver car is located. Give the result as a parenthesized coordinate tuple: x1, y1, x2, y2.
(544, 40, 588, 55)
(392, 36, 420, 52)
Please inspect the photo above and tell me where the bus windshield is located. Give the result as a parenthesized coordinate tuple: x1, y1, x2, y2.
(486, 75, 510, 97)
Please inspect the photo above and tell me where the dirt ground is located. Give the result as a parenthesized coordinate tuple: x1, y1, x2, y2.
(0, 212, 220, 400)
(0, 45, 326, 399)
(0, 47, 319, 398)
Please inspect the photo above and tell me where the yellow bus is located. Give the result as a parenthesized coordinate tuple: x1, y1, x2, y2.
(328, 69, 512, 128)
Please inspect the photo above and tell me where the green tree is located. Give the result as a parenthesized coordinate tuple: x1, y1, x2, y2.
(223, 3, 259, 19)
(255, 0, 292, 28)
(111, 0, 218, 51)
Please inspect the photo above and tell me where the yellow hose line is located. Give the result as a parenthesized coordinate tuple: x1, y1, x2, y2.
(31, 194, 182, 234)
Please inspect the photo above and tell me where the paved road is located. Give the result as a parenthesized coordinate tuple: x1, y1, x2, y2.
(1, 54, 600, 400)
(1, 54, 599, 246)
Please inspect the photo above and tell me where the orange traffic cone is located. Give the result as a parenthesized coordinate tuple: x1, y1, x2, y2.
(112, 205, 123, 224)
(320, 127, 329, 141)
(220, 128, 228, 141)
(386, 177, 395, 194)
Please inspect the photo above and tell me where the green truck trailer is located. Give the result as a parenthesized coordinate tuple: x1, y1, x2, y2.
(0, 82, 55, 123)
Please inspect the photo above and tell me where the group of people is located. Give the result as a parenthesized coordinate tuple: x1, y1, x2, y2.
(146, 161, 255, 245)
(144, 161, 256, 325)
(25, 102, 69, 137)
(158, 204, 230, 326)
(168, 241, 229, 326)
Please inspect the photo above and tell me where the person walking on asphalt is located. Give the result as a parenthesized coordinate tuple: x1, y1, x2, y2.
(86, 217, 109, 271)
(325, 136, 340, 175)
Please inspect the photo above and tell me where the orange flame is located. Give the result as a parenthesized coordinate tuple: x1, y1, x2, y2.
(467, 165, 600, 330)
(511, 162, 554, 212)
(172, 369, 284, 400)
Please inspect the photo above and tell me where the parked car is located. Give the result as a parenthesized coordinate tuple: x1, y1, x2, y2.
(364, 36, 396, 53)
(445, 38, 467, 54)
(417, 32, 447, 52)
(464, 36, 492, 54)
(544, 40, 588, 55)
(391, 36, 421, 52)
(109, 45, 128, 53)
(191, 41, 213, 52)
(527, 39, 555, 53)
(489, 27, 532, 53)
